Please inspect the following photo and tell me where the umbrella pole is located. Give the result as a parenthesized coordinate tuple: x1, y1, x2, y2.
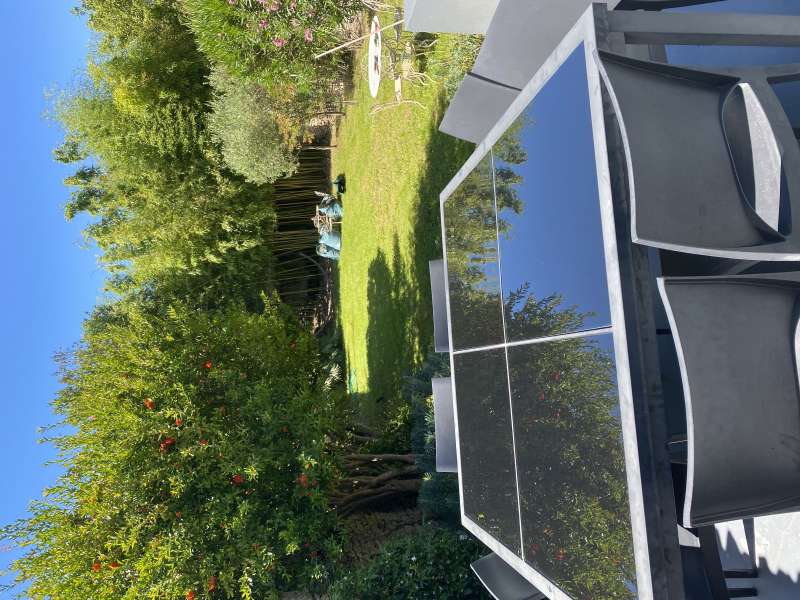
(314, 18, 404, 60)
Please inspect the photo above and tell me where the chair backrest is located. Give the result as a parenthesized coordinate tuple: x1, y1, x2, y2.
(432, 376, 458, 473)
(470, 553, 546, 600)
(438, 0, 624, 143)
(599, 52, 800, 259)
(438, 73, 520, 143)
(404, 0, 500, 35)
(658, 272, 800, 527)
(429, 259, 450, 353)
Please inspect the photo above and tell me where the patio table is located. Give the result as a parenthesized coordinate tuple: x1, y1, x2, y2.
(435, 2, 800, 598)
(438, 8, 683, 600)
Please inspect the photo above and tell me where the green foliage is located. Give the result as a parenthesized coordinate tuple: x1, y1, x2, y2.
(182, 0, 359, 97)
(328, 528, 490, 600)
(58, 0, 280, 305)
(1, 298, 341, 599)
(427, 34, 484, 100)
(502, 317, 636, 599)
(208, 68, 299, 185)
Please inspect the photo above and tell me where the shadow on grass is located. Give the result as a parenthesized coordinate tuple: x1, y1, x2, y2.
(364, 236, 414, 423)
(361, 96, 474, 425)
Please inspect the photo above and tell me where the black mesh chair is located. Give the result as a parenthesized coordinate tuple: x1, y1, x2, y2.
(470, 553, 547, 600)
(432, 376, 458, 473)
(429, 259, 450, 353)
(599, 52, 800, 259)
(658, 272, 800, 528)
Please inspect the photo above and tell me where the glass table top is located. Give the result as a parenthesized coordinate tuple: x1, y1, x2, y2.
(442, 40, 640, 599)
(443, 153, 505, 351)
(453, 349, 522, 556)
(451, 334, 637, 599)
(493, 46, 611, 343)
(509, 334, 636, 599)
(443, 43, 611, 352)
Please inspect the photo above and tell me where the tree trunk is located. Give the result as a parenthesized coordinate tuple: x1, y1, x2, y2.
(333, 450, 423, 518)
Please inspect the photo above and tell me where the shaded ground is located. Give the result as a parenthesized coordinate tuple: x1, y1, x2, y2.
(333, 25, 473, 427)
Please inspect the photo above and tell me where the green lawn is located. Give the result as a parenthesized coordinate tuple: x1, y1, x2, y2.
(333, 28, 474, 426)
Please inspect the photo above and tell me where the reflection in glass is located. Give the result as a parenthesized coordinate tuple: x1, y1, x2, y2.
(454, 349, 521, 556)
(444, 153, 504, 350)
(772, 80, 800, 137)
(492, 44, 611, 343)
(508, 334, 636, 600)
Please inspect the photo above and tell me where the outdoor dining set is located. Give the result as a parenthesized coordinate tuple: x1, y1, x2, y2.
(417, 0, 800, 598)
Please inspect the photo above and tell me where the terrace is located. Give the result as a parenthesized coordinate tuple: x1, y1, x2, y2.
(414, 0, 800, 598)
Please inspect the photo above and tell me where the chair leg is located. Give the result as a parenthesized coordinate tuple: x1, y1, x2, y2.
(696, 526, 731, 600)
(727, 588, 757, 598)
(724, 568, 758, 579)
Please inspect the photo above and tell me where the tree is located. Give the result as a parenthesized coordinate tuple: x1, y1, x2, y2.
(208, 68, 299, 185)
(56, 0, 279, 305)
(1, 298, 341, 599)
(504, 293, 636, 600)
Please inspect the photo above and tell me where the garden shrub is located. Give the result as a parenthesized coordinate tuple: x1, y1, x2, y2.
(1, 297, 342, 599)
(427, 34, 484, 100)
(328, 527, 491, 600)
(182, 0, 360, 97)
(208, 68, 299, 184)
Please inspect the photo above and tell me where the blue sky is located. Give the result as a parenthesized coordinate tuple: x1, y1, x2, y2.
(0, 3, 102, 587)
(494, 44, 612, 341)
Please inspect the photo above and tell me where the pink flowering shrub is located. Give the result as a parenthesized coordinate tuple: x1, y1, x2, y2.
(182, 0, 360, 96)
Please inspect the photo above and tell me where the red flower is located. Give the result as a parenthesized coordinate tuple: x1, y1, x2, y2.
(551, 371, 562, 382)
(186, 591, 196, 600)
(199, 438, 208, 446)
(91, 561, 101, 572)
(529, 543, 540, 555)
(109, 561, 121, 569)
(159, 437, 176, 453)
(203, 360, 213, 370)
(538, 392, 545, 401)
(297, 473, 309, 488)
(144, 398, 155, 410)
(208, 576, 218, 591)
(175, 511, 182, 519)
(555, 549, 567, 561)
(231, 474, 245, 486)
(175, 418, 183, 427)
